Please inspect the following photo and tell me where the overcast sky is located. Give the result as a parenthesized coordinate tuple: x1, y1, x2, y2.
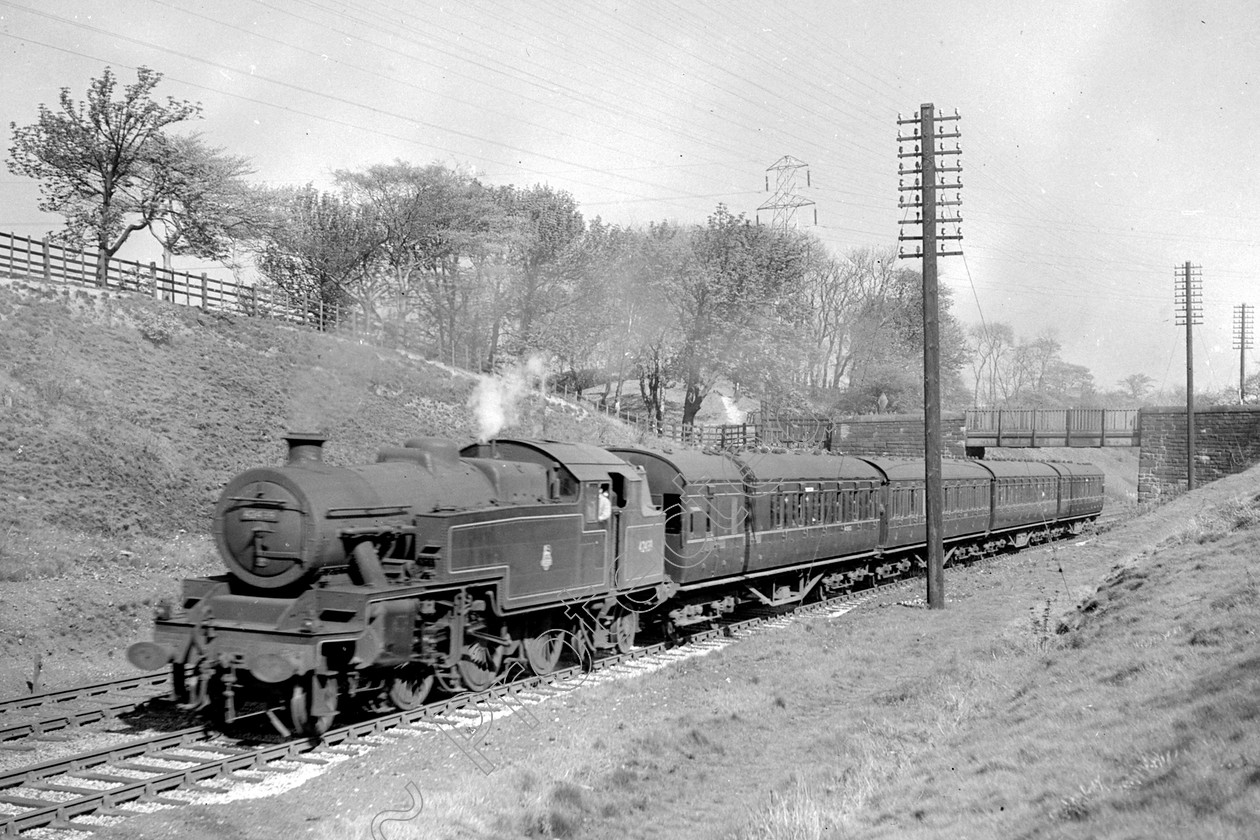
(3, 0, 1258, 396)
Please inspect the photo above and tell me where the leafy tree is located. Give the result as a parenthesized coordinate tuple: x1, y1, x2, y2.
(334, 161, 497, 361)
(625, 222, 690, 428)
(671, 205, 808, 426)
(253, 186, 382, 326)
(1120, 372, 1155, 402)
(495, 184, 586, 351)
(147, 133, 258, 274)
(7, 66, 202, 284)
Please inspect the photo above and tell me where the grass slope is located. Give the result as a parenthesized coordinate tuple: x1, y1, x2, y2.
(0, 279, 636, 693)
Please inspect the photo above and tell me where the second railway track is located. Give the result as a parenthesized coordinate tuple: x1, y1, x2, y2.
(0, 675, 171, 745)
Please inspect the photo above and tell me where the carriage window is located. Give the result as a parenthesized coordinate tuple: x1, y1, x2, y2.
(583, 483, 609, 524)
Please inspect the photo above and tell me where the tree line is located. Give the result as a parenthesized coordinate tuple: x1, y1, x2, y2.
(8, 66, 1180, 424)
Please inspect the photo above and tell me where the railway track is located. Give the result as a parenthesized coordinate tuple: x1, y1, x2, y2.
(0, 577, 915, 837)
(0, 527, 1111, 837)
(0, 675, 171, 746)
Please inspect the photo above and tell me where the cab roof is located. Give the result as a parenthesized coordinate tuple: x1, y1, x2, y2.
(463, 438, 632, 483)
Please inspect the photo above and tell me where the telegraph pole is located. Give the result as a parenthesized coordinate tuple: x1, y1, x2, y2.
(898, 104, 962, 610)
(1174, 262, 1202, 490)
(1233, 303, 1253, 403)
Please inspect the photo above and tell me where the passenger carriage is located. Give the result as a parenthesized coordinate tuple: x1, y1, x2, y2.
(975, 460, 1062, 544)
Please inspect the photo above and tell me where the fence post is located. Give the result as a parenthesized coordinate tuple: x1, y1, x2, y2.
(149, 262, 159, 300)
(41, 238, 51, 283)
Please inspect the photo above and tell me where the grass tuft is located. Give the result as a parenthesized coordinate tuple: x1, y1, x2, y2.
(522, 780, 589, 838)
(1028, 599, 1054, 651)
(1162, 494, 1260, 546)
(735, 780, 829, 840)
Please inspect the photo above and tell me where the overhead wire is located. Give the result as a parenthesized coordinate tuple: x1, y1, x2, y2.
(2, 0, 1255, 366)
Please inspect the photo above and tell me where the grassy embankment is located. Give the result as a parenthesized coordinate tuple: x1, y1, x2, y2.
(0, 278, 635, 692)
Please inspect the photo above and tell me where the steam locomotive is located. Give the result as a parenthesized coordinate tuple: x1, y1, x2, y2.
(126, 433, 1103, 735)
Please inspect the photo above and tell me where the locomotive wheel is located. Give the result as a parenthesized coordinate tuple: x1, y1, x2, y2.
(290, 674, 337, 737)
(387, 670, 435, 711)
(170, 662, 191, 705)
(203, 671, 229, 730)
(457, 646, 499, 692)
(522, 627, 564, 676)
(613, 611, 638, 654)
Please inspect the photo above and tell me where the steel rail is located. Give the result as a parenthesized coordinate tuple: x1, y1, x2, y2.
(0, 675, 171, 743)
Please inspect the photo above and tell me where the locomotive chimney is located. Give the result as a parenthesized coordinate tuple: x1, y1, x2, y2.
(284, 433, 326, 464)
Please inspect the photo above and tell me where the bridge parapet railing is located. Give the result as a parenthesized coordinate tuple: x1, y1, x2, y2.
(965, 408, 1139, 448)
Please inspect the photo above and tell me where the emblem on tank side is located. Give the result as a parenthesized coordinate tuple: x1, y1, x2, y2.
(540, 544, 553, 570)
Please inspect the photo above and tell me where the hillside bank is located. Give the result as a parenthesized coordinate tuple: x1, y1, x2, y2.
(0, 279, 637, 693)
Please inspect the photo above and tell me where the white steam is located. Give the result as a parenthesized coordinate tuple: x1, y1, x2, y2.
(468, 354, 550, 442)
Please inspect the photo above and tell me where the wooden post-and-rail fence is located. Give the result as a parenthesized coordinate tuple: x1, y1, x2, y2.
(0, 230, 350, 330)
